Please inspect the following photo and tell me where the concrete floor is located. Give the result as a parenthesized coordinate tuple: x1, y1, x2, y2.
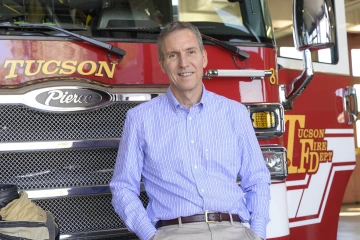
(337, 203, 360, 240)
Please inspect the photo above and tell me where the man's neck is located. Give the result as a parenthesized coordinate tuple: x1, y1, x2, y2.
(172, 88, 202, 110)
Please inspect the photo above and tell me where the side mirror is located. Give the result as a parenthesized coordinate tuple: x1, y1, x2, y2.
(280, 0, 335, 110)
(293, 0, 335, 51)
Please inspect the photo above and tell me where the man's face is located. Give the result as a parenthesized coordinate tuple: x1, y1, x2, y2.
(160, 29, 208, 97)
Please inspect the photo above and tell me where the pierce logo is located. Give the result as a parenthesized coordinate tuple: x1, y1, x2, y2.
(37, 89, 101, 107)
(24, 87, 111, 111)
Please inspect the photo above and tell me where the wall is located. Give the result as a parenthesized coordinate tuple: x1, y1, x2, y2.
(343, 33, 360, 203)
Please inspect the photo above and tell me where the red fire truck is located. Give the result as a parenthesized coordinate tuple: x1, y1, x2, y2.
(0, 0, 356, 239)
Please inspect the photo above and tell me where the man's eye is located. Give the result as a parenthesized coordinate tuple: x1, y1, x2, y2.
(168, 54, 177, 59)
(189, 50, 196, 55)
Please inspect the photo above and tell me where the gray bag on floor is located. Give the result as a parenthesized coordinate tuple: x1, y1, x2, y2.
(0, 191, 59, 240)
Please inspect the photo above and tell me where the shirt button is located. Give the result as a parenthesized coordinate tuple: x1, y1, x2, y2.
(194, 165, 197, 169)
(191, 140, 194, 144)
(189, 116, 192, 120)
(201, 189, 204, 192)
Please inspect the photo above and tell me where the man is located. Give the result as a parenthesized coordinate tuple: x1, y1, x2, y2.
(110, 21, 271, 240)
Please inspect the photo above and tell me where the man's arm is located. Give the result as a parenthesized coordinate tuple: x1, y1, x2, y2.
(110, 110, 156, 240)
(237, 105, 271, 240)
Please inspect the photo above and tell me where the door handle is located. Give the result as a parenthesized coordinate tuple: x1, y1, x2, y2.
(344, 86, 358, 125)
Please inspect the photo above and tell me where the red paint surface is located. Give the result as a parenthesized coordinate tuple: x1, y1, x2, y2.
(279, 68, 355, 240)
(1, 38, 354, 240)
(269, 236, 290, 240)
(0, 40, 279, 103)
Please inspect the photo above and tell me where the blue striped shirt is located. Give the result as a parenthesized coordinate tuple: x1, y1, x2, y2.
(110, 87, 271, 240)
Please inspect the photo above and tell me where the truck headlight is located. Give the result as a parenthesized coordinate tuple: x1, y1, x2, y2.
(261, 145, 288, 180)
(245, 103, 284, 139)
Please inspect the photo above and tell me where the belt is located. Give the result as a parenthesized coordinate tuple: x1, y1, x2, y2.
(155, 211, 241, 229)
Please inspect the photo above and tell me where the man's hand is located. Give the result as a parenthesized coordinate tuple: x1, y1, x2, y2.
(150, 236, 155, 240)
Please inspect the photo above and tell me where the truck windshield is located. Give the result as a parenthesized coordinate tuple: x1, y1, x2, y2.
(0, 0, 274, 44)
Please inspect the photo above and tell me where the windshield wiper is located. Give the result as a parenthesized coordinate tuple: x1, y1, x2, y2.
(13, 23, 126, 60)
(101, 26, 249, 60)
(98, 26, 215, 32)
(201, 34, 249, 60)
(3, 23, 247, 61)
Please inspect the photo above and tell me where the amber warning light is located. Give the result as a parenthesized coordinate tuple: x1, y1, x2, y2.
(251, 111, 276, 129)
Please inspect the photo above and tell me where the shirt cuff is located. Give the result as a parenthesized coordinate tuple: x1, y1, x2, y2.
(136, 222, 157, 240)
(250, 217, 267, 240)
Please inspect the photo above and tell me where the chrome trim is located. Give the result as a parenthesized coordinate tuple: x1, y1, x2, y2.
(293, 0, 335, 51)
(282, 0, 335, 110)
(344, 87, 358, 124)
(281, 49, 314, 110)
(279, 84, 288, 109)
(336, 86, 358, 125)
(0, 86, 163, 112)
(245, 103, 285, 139)
(261, 144, 288, 181)
(59, 229, 135, 239)
(26, 186, 110, 199)
(204, 69, 272, 78)
(0, 139, 120, 152)
(25, 183, 145, 199)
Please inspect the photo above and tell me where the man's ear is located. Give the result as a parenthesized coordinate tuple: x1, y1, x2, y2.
(159, 60, 166, 73)
(202, 49, 208, 68)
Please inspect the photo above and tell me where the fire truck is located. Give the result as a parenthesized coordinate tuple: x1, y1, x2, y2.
(0, 0, 357, 239)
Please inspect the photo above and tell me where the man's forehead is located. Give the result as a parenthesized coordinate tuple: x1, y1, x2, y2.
(163, 29, 200, 51)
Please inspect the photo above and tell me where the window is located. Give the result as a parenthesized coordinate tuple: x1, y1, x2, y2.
(351, 49, 360, 77)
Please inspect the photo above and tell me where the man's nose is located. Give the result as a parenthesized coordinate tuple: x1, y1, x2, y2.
(178, 53, 189, 68)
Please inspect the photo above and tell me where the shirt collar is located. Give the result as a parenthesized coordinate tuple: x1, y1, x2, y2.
(166, 85, 209, 112)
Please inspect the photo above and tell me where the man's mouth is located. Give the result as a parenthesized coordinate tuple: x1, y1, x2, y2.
(178, 72, 193, 77)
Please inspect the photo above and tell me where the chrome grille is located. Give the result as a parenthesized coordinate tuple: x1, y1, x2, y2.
(0, 103, 139, 142)
(0, 148, 117, 189)
(33, 192, 149, 235)
(0, 100, 143, 238)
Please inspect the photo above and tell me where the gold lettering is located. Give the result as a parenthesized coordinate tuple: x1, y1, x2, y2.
(319, 152, 333, 162)
(321, 141, 327, 150)
(328, 152, 333, 162)
(304, 129, 309, 138)
(299, 139, 312, 173)
(24, 60, 45, 76)
(298, 129, 304, 138)
(95, 61, 117, 78)
(4, 60, 118, 79)
(286, 115, 306, 174)
(4, 60, 24, 79)
(313, 141, 328, 151)
(313, 129, 318, 138)
(320, 152, 325, 162)
(77, 61, 97, 75)
(299, 139, 320, 173)
(298, 129, 326, 139)
(42, 60, 60, 75)
(308, 152, 319, 173)
(59, 61, 77, 74)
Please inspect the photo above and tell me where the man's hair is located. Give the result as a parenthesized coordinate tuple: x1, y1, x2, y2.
(157, 21, 204, 61)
